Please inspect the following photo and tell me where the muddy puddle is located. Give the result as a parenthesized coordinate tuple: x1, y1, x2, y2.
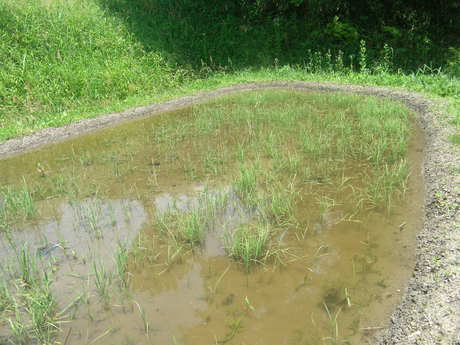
(0, 90, 424, 345)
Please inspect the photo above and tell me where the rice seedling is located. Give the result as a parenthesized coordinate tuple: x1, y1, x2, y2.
(115, 242, 129, 288)
(177, 209, 207, 245)
(323, 302, 343, 345)
(219, 317, 243, 344)
(207, 264, 231, 302)
(224, 223, 271, 269)
(317, 196, 337, 220)
(204, 147, 224, 176)
(8, 308, 28, 345)
(0, 181, 36, 225)
(17, 244, 38, 287)
(234, 164, 258, 205)
(162, 243, 184, 271)
(92, 261, 111, 303)
(134, 301, 150, 335)
(26, 276, 57, 344)
(0, 280, 13, 313)
(364, 160, 409, 210)
(264, 130, 282, 159)
(89, 328, 115, 345)
(262, 184, 297, 226)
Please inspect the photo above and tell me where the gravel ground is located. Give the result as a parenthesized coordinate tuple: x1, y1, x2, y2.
(0, 81, 458, 345)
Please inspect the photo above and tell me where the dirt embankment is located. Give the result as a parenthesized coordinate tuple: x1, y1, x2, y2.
(0, 81, 458, 345)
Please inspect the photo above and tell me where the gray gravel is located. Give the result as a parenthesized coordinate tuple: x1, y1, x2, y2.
(0, 81, 458, 344)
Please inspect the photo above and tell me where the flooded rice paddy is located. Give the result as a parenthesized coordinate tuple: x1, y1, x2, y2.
(0, 90, 424, 345)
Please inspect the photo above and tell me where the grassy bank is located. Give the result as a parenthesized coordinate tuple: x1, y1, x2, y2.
(0, 0, 459, 142)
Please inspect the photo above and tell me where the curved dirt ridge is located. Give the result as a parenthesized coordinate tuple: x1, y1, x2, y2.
(0, 82, 459, 344)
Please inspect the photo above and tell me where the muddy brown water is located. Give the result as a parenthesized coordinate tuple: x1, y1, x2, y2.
(0, 91, 424, 345)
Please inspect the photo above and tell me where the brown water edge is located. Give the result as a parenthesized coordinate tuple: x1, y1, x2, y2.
(0, 90, 425, 345)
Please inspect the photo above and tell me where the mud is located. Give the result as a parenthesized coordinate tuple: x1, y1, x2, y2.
(0, 82, 458, 345)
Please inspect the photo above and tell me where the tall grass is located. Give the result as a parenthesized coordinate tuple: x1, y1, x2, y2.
(0, 0, 182, 140)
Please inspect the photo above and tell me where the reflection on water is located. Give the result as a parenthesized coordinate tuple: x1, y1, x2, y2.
(0, 198, 146, 307)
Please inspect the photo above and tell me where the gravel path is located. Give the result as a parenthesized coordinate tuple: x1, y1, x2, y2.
(0, 81, 458, 345)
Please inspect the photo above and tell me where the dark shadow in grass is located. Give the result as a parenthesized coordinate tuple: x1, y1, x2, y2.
(95, 0, 320, 69)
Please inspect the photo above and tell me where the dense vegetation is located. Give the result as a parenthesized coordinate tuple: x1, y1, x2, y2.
(0, 0, 459, 141)
(101, 0, 460, 71)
